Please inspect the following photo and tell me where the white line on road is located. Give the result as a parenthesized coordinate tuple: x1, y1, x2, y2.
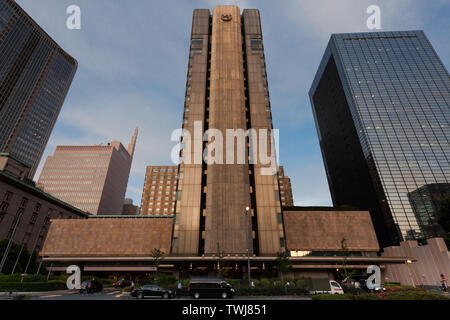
(108, 291, 121, 295)
(40, 294, 62, 299)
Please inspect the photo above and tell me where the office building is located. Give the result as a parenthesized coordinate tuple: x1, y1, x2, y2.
(0, 0, 77, 178)
(309, 31, 450, 247)
(140, 166, 177, 216)
(37, 128, 138, 214)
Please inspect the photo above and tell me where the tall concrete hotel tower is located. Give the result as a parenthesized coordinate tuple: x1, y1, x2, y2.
(0, 0, 77, 178)
(309, 31, 450, 247)
(172, 6, 285, 256)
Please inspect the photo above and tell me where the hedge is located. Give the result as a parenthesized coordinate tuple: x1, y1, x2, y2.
(0, 274, 47, 283)
(235, 287, 308, 296)
(0, 280, 67, 292)
(312, 291, 449, 300)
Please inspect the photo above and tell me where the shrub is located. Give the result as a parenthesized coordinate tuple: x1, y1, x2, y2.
(122, 286, 132, 292)
(312, 288, 450, 300)
(0, 280, 66, 292)
(235, 287, 308, 296)
(258, 278, 271, 288)
(0, 274, 47, 283)
(295, 277, 307, 289)
(225, 279, 240, 287)
(155, 274, 177, 287)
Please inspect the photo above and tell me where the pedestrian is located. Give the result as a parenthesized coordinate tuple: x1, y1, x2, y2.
(131, 280, 135, 291)
(273, 281, 276, 287)
(440, 274, 447, 292)
(177, 281, 182, 298)
(251, 281, 255, 288)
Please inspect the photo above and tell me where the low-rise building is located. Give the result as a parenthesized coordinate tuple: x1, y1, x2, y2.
(121, 198, 139, 216)
(0, 154, 88, 273)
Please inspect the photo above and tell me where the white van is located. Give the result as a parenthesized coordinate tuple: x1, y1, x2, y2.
(308, 278, 345, 295)
(329, 280, 345, 295)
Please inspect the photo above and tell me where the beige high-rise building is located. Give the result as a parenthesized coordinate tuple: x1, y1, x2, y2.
(172, 6, 285, 256)
(278, 166, 294, 207)
(37, 128, 138, 214)
(140, 166, 177, 216)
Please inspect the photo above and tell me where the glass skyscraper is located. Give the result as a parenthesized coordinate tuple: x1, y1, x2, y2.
(0, 0, 77, 178)
(309, 31, 450, 247)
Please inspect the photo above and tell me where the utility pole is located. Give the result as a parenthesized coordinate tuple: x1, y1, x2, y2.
(245, 206, 251, 287)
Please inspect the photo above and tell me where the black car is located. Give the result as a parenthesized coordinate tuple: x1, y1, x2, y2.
(131, 284, 174, 299)
(80, 279, 103, 294)
(113, 279, 131, 288)
(188, 277, 235, 299)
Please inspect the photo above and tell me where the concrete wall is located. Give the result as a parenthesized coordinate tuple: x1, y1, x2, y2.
(382, 238, 450, 286)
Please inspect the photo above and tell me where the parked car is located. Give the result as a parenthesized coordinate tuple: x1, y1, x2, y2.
(113, 279, 131, 288)
(80, 279, 103, 294)
(350, 276, 386, 293)
(307, 278, 344, 295)
(188, 277, 235, 299)
(131, 284, 174, 299)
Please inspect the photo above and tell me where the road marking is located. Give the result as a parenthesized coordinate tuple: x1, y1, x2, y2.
(40, 294, 62, 299)
(108, 291, 120, 295)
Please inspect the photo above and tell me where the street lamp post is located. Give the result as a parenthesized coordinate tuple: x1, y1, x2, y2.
(245, 206, 251, 287)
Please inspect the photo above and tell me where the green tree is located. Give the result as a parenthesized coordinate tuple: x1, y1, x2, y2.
(216, 243, 229, 278)
(151, 248, 164, 277)
(275, 251, 291, 294)
(339, 237, 356, 284)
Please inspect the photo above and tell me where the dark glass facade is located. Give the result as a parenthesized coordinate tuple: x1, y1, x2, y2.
(0, 0, 77, 178)
(407, 183, 449, 238)
(309, 31, 450, 247)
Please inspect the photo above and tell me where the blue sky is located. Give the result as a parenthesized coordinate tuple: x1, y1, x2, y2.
(16, 0, 450, 208)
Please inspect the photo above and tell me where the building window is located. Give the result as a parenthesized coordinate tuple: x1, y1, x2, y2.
(176, 191, 182, 201)
(172, 237, 179, 248)
(250, 39, 262, 45)
(20, 198, 28, 208)
(191, 39, 203, 45)
(280, 238, 285, 248)
(3, 191, 13, 201)
(0, 201, 8, 213)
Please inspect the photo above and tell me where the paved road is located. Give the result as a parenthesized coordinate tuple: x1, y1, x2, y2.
(36, 293, 312, 301)
(0, 289, 311, 300)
